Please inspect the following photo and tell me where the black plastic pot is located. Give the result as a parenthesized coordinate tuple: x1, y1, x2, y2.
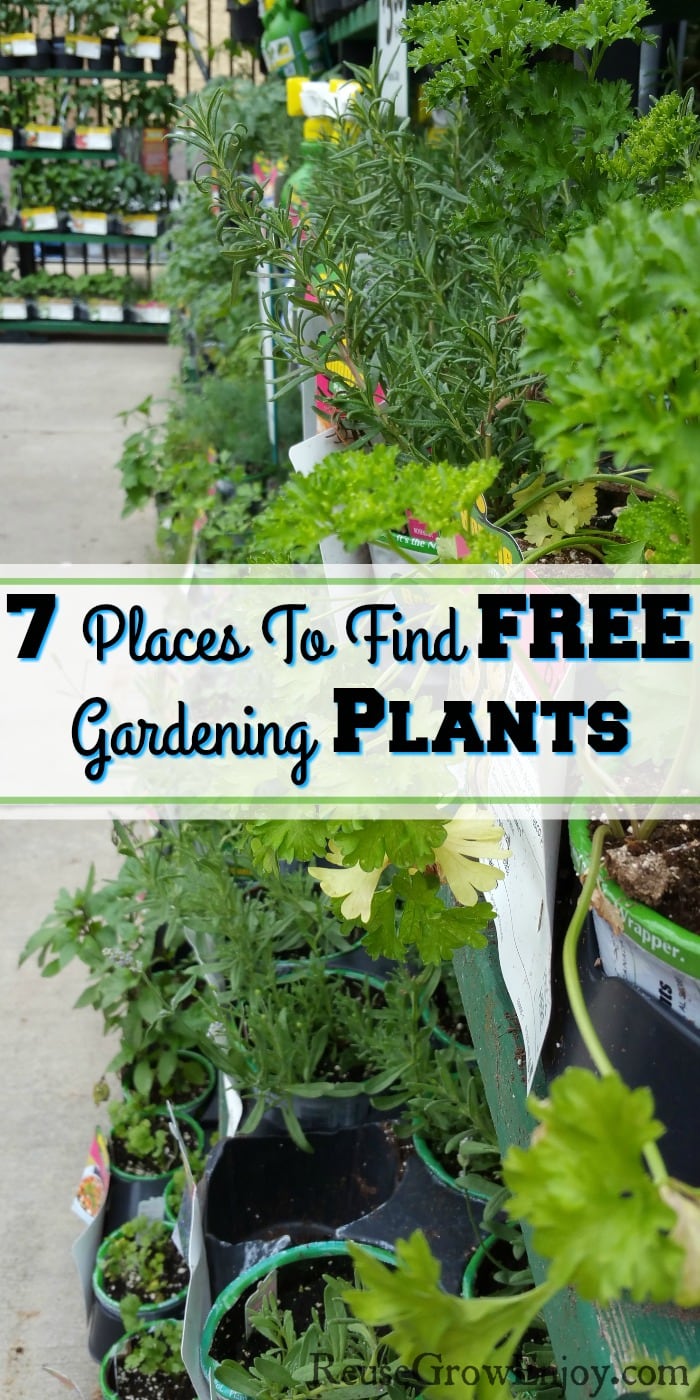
(150, 36, 176, 72)
(228, 2, 262, 45)
(0, 52, 16, 70)
(543, 900, 700, 1185)
(105, 1109, 205, 1233)
(89, 1222, 188, 1362)
(88, 38, 116, 70)
(25, 37, 52, 69)
(118, 43, 143, 71)
(51, 38, 83, 67)
(203, 1123, 404, 1300)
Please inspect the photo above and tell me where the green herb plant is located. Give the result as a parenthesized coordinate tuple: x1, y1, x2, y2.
(214, 1272, 421, 1399)
(114, 1319, 190, 1384)
(108, 1096, 175, 1173)
(101, 1217, 188, 1315)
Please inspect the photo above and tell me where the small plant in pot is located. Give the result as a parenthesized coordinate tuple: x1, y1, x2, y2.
(163, 1145, 206, 1225)
(403, 1042, 501, 1200)
(107, 1096, 204, 1180)
(101, 1318, 196, 1400)
(185, 955, 430, 1149)
(0, 269, 28, 319)
(0, 78, 37, 145)
(20, 270, 75, 319)
(91, 1216, 190, 1361)
(64, 0, 120, 67)
(200, 1241, 402, 1400)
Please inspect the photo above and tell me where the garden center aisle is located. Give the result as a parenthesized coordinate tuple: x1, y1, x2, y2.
(0, 338, 179, 1400)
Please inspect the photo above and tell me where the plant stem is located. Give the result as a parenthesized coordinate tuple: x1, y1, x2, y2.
(562, 822, 669, 1185)
(494, 473, 659, 529)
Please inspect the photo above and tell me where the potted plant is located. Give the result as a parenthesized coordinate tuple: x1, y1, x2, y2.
(405, 1045, 501, 1200)
(163, 1145, 206, 1225)
(100, 1318, 196, 1400)
(90, 1216, 189, 1361)
(184, 956, 431, 1148)
(12, 161, 59, 230)
(19, 845, 208, 1110)
(18, 74, 66, 148)
(70, 82, 117, 150)
(0, 269, 28, 319)
(0, 77, 37, 147)
(21, 270, 75, 319)
(115, 0, 177, 73)
(106, 1096, 204, 1230)
(64, 0, 120, 67)
(200, 1241, 397, 1400)
(115, 163, 167, 235)
(0, 0, 39, 63)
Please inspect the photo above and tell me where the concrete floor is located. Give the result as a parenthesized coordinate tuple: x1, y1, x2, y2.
(0, 339, 179, 1400)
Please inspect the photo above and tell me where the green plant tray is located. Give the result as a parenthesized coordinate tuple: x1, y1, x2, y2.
(328, 0, 378, 41)
(0, 148, 117, 160)
(0, 319, 168, 337)
(452, 924, 700, 1392)
(0, 67, 165, 80)
(0, 228, 161, 245)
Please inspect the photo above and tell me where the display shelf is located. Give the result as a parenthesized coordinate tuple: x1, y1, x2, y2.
(328, 0, 378, 41)
(0, 67, 166, 80)
(0, 227, 162, 245)
(0, 317, 168, 336)
(0, 148, 117, 160)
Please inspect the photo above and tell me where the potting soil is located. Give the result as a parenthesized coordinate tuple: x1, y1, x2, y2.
(603, 821, 700, 933)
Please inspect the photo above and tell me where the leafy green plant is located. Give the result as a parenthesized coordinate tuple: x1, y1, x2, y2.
(184, 957, 433, 1149)
(121, 80, 177, 128)
(519, 196, 700, 558)
(66, 0, 121, 33)
(100, 1217, 188, 1315)
(0, 78, 38, 130)
(108, 1097, 175, 1173)
(115, 1319, 190, 1382)
(165, 1148, 206, 1220)
(214, 1272, 421, 1399)
(72, 270, 138, 302)
(19, 827, 205, 1098)
(20, 271, 75, 298)
(401, 1042, 502, 1195)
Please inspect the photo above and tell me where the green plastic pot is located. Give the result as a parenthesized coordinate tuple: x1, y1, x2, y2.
(90, 1218, 190, 1361)
(201, 1240, 396, 1400)
(412, 1132, 490, 1204)
(99, 1319, 187, 1399)
(569, 819, 700, 981)
(122, 1050, 216, 1120)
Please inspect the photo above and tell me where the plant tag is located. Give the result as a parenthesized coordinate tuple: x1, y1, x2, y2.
(71, 1131, 110, 1317)
(38, 298, 74, 321)
(20, 205, 58, 231)
(137, 1193, 166, 1220)
(69, 210, 108, 235)
(24, 124, 63, 149)
(74, 126, 113, 150)
(218, 1073, 244, 1137)
(87, 299, 124, 322)
(0, 298, 27, 320)
(0, 128, 13, 151)
(129, 35, 162, 58)
(244, 1271, 278, 1337)
(121, 211, 158, 237)
(489, 816, 560, 1091)
(66, 33, 101, 57)
(131, 300, 170, 323)
(377, 0, 408, 118)
(182, 1188, 212, 1400)
(1, 31, 37, 54)
(592, 912, 700, 1030)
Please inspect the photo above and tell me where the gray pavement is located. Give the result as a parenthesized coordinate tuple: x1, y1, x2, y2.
(0, 339, 179, 1400)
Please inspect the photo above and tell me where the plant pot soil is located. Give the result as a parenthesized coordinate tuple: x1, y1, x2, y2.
(599, 820, 700, 933)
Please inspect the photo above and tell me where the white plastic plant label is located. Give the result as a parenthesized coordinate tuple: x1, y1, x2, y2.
(0, 298, 27, 319)
(137, 1194, 166, 1220)
(132, 301, 170, 323)
(219, 1073, 244, 1137)
(0, 128, 13, 151)
(74, 126, 113, 150)
(129, 35, 162, 58)
(182, 1187, 212, 1400)
(71, 1130, 110, 1317)
(122, 212, 158, 236)
(3, 31, 37, 54)
(377, 0, 408, 118)
(593, 911, 700, 1030)
(20, 206, 58, 231)
(66, 33, 101, 57)
(489, 814, 560, 1091)
(24, 124, 63, 149)
(69, 211, 108, 235)
(41, 299, 75, 321)
(88, 300, 124, 322)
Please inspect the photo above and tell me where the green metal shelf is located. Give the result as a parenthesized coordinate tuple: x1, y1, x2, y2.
(0, 317, 168, 336)
(0, 147, 118, 160)
(0, 67, 167, 80)
(328, 0, 377, 42)
(0, 226, 162, 245)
